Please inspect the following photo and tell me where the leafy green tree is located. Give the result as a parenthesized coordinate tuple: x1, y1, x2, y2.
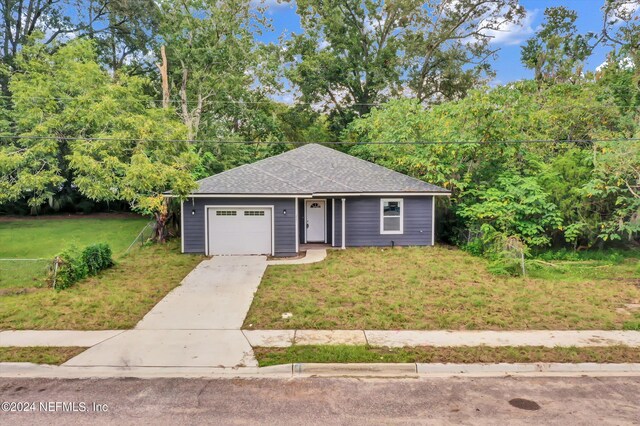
(458, 173, 563, 248)
(285, 0, 524, 129)
(1, 38, 197, 239)
(521, 7, 596, 83)
(156, 0, 270, 140)
(346, 80, 637, 248)
(0, 0, 160, 95)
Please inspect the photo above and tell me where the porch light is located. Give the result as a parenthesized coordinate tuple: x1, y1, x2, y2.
(191, 209, 196, 215)
(283, 209, 287, 215)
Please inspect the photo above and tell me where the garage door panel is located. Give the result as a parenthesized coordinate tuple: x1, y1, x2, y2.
(208, 208, 272, 255)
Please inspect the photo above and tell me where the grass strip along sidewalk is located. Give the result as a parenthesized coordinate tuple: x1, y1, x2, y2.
(253, 345, 640, 367)
(0, 347, 86, 365)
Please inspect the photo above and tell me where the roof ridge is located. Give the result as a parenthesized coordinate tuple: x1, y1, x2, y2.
(273, 156, 358, 192)
(311, 144, 447, 191)
(245, 163, 309, 192)
(195, 144, 318, 184)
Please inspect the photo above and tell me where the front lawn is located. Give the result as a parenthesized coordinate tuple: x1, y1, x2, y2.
(0, 215, 150, 289)
(254, 345, 640, 366)
(243, 246, 640, 330)
(0, 241, 203, 330)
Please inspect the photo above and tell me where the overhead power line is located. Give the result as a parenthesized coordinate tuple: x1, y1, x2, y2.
(0, 135, 639, 145)
(1, 95, 640, 109)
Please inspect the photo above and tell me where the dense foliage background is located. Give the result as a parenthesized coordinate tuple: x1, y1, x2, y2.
(0, 0, 638, 253)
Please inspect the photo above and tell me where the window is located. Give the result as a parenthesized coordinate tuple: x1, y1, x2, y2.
(380, 199, 403, 234)
(216, 210, 237, 216)
(309, 202, 322, 208)
(244, 210, 265, 216)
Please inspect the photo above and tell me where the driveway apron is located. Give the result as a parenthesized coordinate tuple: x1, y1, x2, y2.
(65, 256, 267, 368)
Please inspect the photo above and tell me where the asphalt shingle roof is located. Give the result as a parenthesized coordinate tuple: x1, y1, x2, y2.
(192, 143, 449, 195)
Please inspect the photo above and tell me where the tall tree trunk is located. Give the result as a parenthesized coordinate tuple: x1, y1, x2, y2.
(153, 198, 169, 243)
(156, 45, 170, 109)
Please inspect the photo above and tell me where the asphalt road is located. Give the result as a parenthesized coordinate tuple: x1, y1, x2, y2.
(1, 376, 639, 424)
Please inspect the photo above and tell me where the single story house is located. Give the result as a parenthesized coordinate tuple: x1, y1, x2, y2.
(178, 143, 450, 256)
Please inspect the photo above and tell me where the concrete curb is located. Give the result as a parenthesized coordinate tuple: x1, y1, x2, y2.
(1, 362, 639, 379)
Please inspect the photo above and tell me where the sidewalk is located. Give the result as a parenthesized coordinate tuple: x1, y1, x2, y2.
(243, 329, 640, 347)
(3, 329, 639, 348)
(1, 361, 639, 379)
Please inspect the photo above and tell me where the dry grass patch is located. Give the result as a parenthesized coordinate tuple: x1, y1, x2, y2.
(254, 345, 640, 366)
(0, 347, 86, 365)
(244, 246, 640, 330)
(0, 241, 204, 330)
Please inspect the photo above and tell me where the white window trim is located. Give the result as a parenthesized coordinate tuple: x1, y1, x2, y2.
(380, 198, 404, 235)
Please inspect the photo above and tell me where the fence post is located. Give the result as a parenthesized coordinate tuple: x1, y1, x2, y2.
(51, 256, 60, 289)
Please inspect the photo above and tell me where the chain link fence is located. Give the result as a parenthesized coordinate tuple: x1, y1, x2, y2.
(0, 258, 52, 289)
(1, 221, 156, 290)
(122, 221, 155, 255)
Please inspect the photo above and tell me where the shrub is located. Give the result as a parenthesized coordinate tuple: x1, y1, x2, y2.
(52, 247, 88, 290)
(82, 243, 113, 275)
(50, 243, 114, 290)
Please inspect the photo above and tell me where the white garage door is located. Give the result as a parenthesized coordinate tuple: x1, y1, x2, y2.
(207, 207, 272, 255)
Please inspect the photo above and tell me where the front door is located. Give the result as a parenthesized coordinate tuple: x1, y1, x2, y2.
(305, 200, 326, 242)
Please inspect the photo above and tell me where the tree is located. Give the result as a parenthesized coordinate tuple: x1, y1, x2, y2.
(345, 79, 637, 247)
(602, 0, 640, 68)
(0, 0, 160, 94)
(521, 7, 596, 83)
(458, 173, 563, 248)
(156, 0, 270, 140)
(1, 38, 198, 239)
(284, 0, 524, 129)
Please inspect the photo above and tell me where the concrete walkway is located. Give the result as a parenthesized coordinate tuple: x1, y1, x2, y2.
(63, 256, 268, 368)
(267, 249, 327, 265)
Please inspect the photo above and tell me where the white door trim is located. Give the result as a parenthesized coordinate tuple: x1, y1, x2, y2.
(295, 197, 299, 253)
(431, 196, 435, 246)
(180, 199, 185, 253)
(341, 198, 346, 249)
(305, 199, 327, 243)
(204, 205, 275, 256)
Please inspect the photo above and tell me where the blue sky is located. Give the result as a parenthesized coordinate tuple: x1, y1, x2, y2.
(257, 0, 613, 86)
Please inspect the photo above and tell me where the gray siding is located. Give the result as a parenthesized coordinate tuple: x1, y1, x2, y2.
(182, 197, 296, 256)
(334, 198, 343, 247)
(333, 196, 433, 247)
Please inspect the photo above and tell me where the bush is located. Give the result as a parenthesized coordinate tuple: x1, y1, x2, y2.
(82, 243, 113, 275)
(52, 247, 88, 290)
(50, 243, 114, 290)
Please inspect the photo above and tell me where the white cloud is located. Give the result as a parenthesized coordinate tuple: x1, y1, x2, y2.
(596, 56, 635, 73)
(481, 8, 537, 46)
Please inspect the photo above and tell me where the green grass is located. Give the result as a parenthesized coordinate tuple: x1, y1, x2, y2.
(254, 345, 640, 367)
(244, 246, 640, 330)
(0, 347, 86, 365)
(0, 215, 149, 289)
(0, 241, 204, 330)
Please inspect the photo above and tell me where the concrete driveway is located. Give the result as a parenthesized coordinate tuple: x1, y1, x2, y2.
(65, 256, 267, 368)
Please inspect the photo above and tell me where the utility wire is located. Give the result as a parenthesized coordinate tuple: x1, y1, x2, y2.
(0, 135, 639, 145)
(1, 95, 640, 109)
